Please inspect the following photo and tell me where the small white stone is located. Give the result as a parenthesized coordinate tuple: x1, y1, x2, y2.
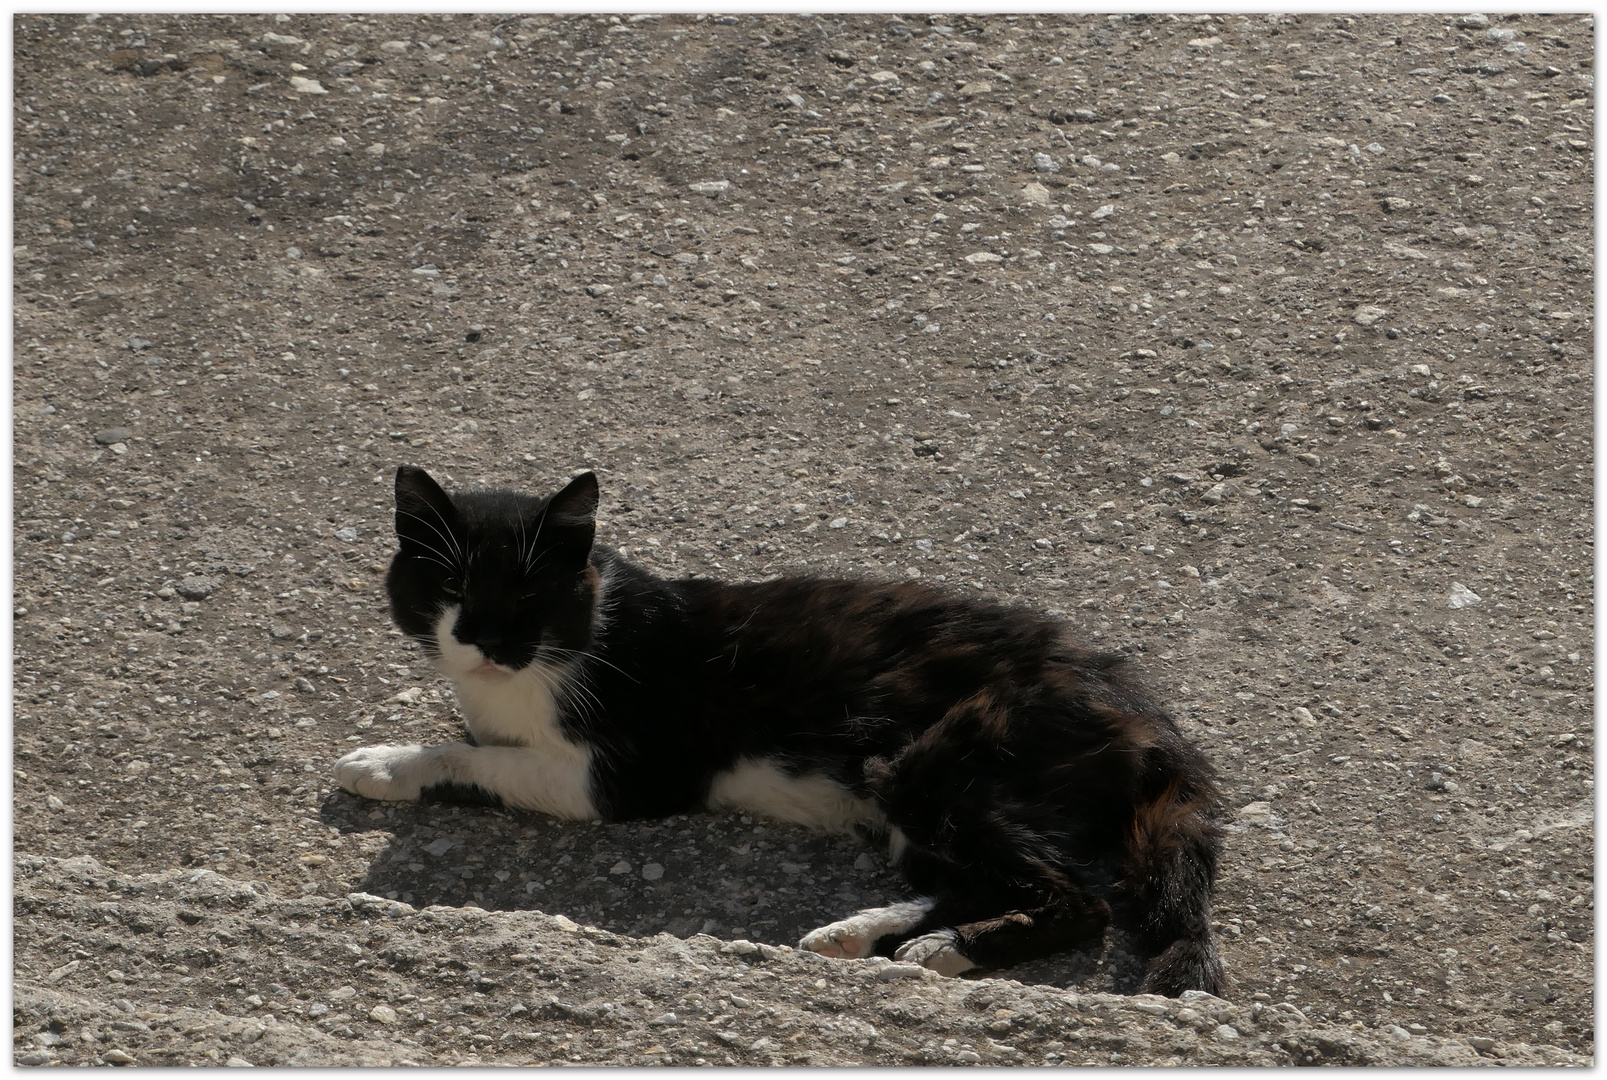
(1447, 582, 1482, 609)
(876, 963, 926, 981)
(642, 862, 665, 881)
(289, 76, 327, 95)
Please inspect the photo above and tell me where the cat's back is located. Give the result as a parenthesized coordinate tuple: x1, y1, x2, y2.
(671, 571, 1105, 677)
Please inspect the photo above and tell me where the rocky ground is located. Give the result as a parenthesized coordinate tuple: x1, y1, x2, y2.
(13, 12, 1594, 1066)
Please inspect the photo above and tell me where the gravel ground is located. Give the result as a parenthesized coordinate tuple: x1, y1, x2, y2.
(13, 12, 1594, 1066)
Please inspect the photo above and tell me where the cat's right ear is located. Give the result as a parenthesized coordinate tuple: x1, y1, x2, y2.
(394, 466, 460, 550)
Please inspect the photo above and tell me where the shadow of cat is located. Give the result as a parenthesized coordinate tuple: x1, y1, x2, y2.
(319, 790, 1147, 995)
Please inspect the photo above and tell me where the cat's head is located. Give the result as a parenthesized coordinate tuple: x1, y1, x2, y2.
(386, 466, 601, 679)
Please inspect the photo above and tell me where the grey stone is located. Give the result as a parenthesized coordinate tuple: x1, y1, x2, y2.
(95, 427, 134, 445)
(177, 575, 220, 600)
(876, 963, 926, 980)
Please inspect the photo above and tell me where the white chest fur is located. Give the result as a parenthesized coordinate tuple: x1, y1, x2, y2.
(424, 606, 596, 818)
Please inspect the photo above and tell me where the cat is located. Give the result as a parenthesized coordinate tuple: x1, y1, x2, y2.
(334, 466, 1226, 996)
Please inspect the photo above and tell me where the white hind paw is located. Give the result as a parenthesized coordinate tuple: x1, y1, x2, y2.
(801, 916, 877, 959)
(800, 899, 936, 960)
(894, 931, 978, 976)
(333, 744, 433, 802)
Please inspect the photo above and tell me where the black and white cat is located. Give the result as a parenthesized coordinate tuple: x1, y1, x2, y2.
(335, 467, 1226, 996)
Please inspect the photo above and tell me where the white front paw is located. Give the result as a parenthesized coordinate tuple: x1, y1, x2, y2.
(334, 744, 434, 802)
(894, 931, 977, 976)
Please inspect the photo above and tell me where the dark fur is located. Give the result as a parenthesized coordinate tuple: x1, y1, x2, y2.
(387, 466, 1225, 996)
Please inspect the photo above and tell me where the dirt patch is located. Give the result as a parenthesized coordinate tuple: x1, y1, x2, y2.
(13, 12, 1593, 1066)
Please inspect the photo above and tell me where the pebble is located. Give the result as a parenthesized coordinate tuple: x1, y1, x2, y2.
(585, 284, 614, 297)
(649, 1011, 678, 1026)
(641, 863, 665, 881)
(177, 575, 220, 600)
(1458, 13, 1490, 27)
(964, 252, 1002, 264)
(369, 1005, 399, 1024)
(1447, 582, 1482, 609)
(335, 527, 359, 543)
(94, 427, 133, 445)
(19, 1051, 54, 1066)
(688, 181, 730, 195)
(876, 963, 926, 981)
(225, 1057, 255, 1067)
(1032, 153, 1059, 173)
(1467, 1036, 1496, 1052)
(105, 1049, 136, 1064)
(1352, 306, 1389, 327)
(289, 76, 327, 95)
(1090, 204, 1116, 220)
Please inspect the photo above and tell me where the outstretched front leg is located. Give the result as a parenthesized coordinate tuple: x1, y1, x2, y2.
(333, 742, 597, 819)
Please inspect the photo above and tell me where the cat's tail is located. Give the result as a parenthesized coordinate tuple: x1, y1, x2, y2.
(1122, 764, 1226, 998)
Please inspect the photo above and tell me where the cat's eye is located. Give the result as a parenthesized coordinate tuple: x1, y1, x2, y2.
(441, 579, 463, 598)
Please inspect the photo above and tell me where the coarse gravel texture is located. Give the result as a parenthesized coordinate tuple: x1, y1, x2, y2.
(13, 11, 1593, 1067)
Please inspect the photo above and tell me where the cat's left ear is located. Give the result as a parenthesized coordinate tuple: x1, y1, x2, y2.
(542, 471, 598, 557)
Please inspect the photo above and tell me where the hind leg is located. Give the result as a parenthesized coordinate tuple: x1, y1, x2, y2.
(890, 888, 1112, 975)
(800, 898, 935, 960)
(1119, 753, 1226, 997)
